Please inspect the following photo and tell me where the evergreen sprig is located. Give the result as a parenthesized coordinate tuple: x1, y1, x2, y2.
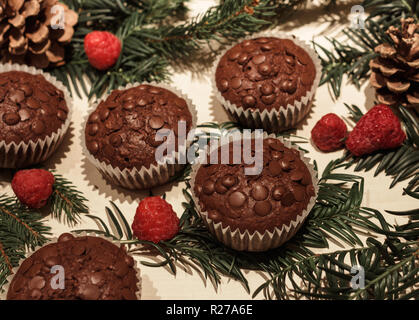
(53, 0, 307, 98)
(0, 195, 51, 291)
(75, 158, 402, 299)
(313, 0, 418, 98)
(0, 171, 89, 291)
(341, 104, 419, 193)
(50, 172, 90, 225)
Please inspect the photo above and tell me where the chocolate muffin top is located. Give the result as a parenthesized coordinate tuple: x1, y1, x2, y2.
(215, 37, 316, 111)
(0, 71, 69, 144)
(193, 138, 316, 234)
(7, 234, 139, 300)
(85, 84, 193, 170)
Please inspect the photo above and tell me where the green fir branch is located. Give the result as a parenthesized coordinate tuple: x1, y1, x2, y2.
(52, 0, 309, 98)
(75, 158, 396, 298)
(314, 0, 418, 98)
(0, 195, 51, 291)
(49, 173, 90, 226)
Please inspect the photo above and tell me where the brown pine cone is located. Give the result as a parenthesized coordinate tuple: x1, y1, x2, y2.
(0, 0, 78, 69)
(369, 18, 419, 107)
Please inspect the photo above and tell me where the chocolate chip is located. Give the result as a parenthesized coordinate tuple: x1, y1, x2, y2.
(251, 184, 269, 201)
(227, 50, 240, 61)
(122, 93, 136, 102)
(115, 261, 129, 277)
(90, 271, 105, 286)
(260, 83, 274, 95)
(3, 112, 20, 125)
(271, 150, 282, 159)
(158, 98, 167, 105)
(281, 192, 295, 207)
(258, 63, 271, 75)
(268, 160, 282, 176)
(110, 134, 122, 147)
(88, 141, 99, 154)
(99, 108, 110, 121)
(219, 79, 229, 92)
(71, 243, 86, 256)
(215, 178, 228, 194)
(292, 185, 306, 201)
(272, 185, 286, 201)
(307, 185, 316, 196)
(89, 113, 100, 123)
(19, 257, 34, 274)
(34, 89, 49, 102)
(122, 288, 137, 300)
(30, 289, 42, 300)
(203, 180, 215, 195)
(261, 94, 275, 105)
(285, 55, 295, 65)
(149, 116, 164, 130)
(291, 170, 304, 181)
(88, 123, 99, 136)
(261, 43, 273, 51)
(149, 87, 161, 95)
(79, 284, 100, 300)
(231, 77, 242, 89)
(222, 175, 238, 188)
(123, 101, 136, 111)
(26, 97, 41, 109)
(45, 255, 60, 267)
(9, 89, 25, 103)
(237, 53, 248, 64)
(57, 110, 67, 121)
(254, 200, 272, 216)
(31, 120, 45, 134)
(103, 144, 115, 158)
(228, 191, 246, 208)
(242, 95, 256, 108)
(58, 233, 74, 242)
(280, 159, 291, 171)
(253, 54, 266, 65)
(301, 172, 312, 186)
(29, 276, 45, 290)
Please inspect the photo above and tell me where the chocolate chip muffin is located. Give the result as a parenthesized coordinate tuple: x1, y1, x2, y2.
(6, 234, 140, 300)
(84, 83, 196, 189)
(214, 35, 320, 132)
(0, 69, 71, 168)
(191, 136, 317, 251)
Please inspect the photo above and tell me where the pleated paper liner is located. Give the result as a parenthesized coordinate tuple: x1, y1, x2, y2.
(189, 133, 319, 252)
(212, 32, 322, 133)
(1, 232, 142, 300)
(81, 82, 198, 190)
(0, 63, 73, 168)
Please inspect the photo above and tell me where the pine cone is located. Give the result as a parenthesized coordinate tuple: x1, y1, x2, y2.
(369, 18, 419, 107)
(0, 0, 78, 69)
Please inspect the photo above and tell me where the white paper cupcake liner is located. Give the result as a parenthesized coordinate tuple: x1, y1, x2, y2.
(212, 32, 322, 133)
(0, 63, 73, 168)
(189, 132, 319, 252)
(81, 82, 198, 190)
(1, 232, 142, 300)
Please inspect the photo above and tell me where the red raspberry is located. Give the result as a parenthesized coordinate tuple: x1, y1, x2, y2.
(132, 196, 180, 243)
(12, 169, 55, 209)
(84, 31, 122, 70)
(346, 104, 406, 157)
(311, 113, 348, 152)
